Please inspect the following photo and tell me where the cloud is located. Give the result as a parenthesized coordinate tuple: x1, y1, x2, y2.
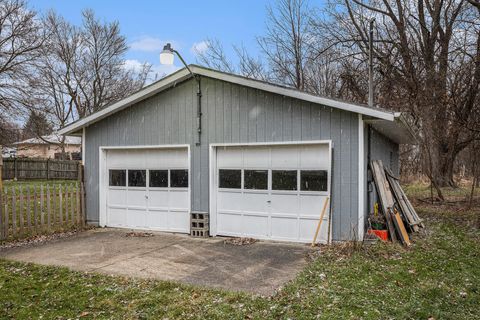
(191, 41, 209, 56)
(123, 59, 146, 73)
(130, 36, 175, 52)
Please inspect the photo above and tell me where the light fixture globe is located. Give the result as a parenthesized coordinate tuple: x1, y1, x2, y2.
(160, 43, 174, 65)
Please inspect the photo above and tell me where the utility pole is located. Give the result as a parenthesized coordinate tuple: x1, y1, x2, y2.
(368, 18, 375, 108)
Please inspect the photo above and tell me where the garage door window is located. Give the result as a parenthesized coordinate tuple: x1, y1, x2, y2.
(300, 170, 328, 191)
(170, 169, 188, 188)
(272, 170, 297, 191)
(244, 170, 268, 190)
(219, 169, 241, 189)
(150, 170, 168, 188)
(128, 170, 146, 187)
(109, 170, 126, 187)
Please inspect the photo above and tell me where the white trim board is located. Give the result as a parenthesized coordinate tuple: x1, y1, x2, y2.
(358, 114, 365, 240)
(59, 65, 395, 135)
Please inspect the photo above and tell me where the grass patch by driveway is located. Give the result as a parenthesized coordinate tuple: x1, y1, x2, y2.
(0, 185, 479, 319)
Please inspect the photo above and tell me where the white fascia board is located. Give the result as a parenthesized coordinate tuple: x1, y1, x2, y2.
(58, 68, 193, 135)
(192, 66, 395, 121)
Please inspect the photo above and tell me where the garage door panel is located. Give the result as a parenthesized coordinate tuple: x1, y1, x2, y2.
(270, 216, 298, 240)
(242, 214, 269, 237)
(107, 208, 126, 227)
(243, 147, 270, 168)
(126, 190, 146, 207)
(299, 218, 328, 243)
(217, 147, 243, 167)
(299, 195, 327, 217)
(217, 192, 243, 211)
(108, 189, 126, 206)
(147, 209, 168, 228)
(126, 209, 147, 228)
(168, 212, 190, 232)
(271, 146, 299, 168)
(148, 190, 169, 208)
(299, 145, 329, 168)
(217, 213, 243, 235)
(270, 194, 299, 214)
(168, 191, 189, 209)
(242, 193, 269, 212)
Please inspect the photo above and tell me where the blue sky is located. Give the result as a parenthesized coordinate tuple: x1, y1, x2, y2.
(31, 0, 277, 78)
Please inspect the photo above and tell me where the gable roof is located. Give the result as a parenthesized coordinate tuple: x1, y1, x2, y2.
(59, 64, 396, 136)
(14, 134, 81, 145)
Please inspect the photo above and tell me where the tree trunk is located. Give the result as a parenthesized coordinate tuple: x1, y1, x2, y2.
(430, 139, 459, 188)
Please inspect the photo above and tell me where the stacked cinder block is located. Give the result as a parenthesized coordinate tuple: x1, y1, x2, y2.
(190, 211, 209, 237)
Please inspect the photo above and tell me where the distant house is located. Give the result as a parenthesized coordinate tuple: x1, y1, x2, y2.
(14, 134, 81, 160)
(1, 146, 17, 158)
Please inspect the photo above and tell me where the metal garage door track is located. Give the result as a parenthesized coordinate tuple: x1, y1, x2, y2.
(0, 229, 311, 295)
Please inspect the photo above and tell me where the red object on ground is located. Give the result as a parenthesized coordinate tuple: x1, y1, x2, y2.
(368, 229, 388, 241)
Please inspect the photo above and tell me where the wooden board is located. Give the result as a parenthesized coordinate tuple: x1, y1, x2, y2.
(385, 168, 423, 230)
(392, 208, 411, 246)
(370, 160, 397, 242)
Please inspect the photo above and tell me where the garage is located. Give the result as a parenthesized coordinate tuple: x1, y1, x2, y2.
(211, 142, 331, 243)
(103, 147, 190, 233)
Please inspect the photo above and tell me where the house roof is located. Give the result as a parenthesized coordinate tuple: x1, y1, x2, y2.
(59, 64, 408, 140)
(14, 134, 81, 146)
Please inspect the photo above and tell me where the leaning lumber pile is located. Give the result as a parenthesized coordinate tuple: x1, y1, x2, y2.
(369, 160, 423, 246)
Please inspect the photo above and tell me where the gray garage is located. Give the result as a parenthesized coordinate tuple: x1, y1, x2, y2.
(59, 65, 414, 242)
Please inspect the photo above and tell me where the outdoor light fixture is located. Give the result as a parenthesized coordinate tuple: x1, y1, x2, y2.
(160, 43, 202, 145)
(160, 43, 175, 65)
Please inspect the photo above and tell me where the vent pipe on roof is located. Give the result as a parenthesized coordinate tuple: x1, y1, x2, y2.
(368, 18, 375, 108)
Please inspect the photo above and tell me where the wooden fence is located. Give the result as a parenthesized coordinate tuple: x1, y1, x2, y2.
(0, 182, 85, 241)
(2, 158, 81, 180)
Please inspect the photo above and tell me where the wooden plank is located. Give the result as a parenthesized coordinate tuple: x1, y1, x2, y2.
(59, 184, 63, 225)
(40, 185, 44, 229)
(46, 185, 51, 231)
(0, 186, 3, 240)
(70, 183, 74, 224)
(52, 185, 57, 226)
(19, 186, 24, 236)
(26, 187, 31, 232)
(76, 183, 80, 225)
(33, 186, 38, 232)
(370, 160, 397, 242)
(11, 186, 16, 237)
(385, 169, 420, 231)
(81, 182, 85, 227)
(392, 208, 411, 246)
(4, 188, 8, 238)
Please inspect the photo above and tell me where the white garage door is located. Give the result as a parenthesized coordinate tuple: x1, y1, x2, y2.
(105, 148, 190, 233)
(214, 144, 331, 243)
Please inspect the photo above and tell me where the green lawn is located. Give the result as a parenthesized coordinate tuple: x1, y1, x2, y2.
(0, 185, 479, 319)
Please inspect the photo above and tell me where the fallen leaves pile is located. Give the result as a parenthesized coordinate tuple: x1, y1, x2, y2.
(125, 232, 154, 238)
(0, 229, 84, 250)
(223, 237, 258, 246)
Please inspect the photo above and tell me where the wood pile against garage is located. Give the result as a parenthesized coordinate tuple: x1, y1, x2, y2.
(369, 160, 423, 246)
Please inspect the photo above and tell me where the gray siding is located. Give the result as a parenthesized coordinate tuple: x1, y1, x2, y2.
(85, 77, 360, 240)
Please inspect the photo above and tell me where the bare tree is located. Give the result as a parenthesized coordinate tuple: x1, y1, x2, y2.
(0, 0, 43, 122)
(258, 0, 313, 90)
(34, 9, 151, 130)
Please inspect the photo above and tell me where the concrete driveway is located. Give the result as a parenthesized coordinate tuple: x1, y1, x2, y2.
(0, 229, 311, 295)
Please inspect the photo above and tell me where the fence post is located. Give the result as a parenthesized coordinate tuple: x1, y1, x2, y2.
(77, 163, 83, 182)
(46, 158, 50, 180)
(14, 157, 17, 180)
(0, 152, 3, 240)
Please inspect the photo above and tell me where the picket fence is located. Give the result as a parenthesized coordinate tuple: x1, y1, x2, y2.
(0, 182, 85, 241)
